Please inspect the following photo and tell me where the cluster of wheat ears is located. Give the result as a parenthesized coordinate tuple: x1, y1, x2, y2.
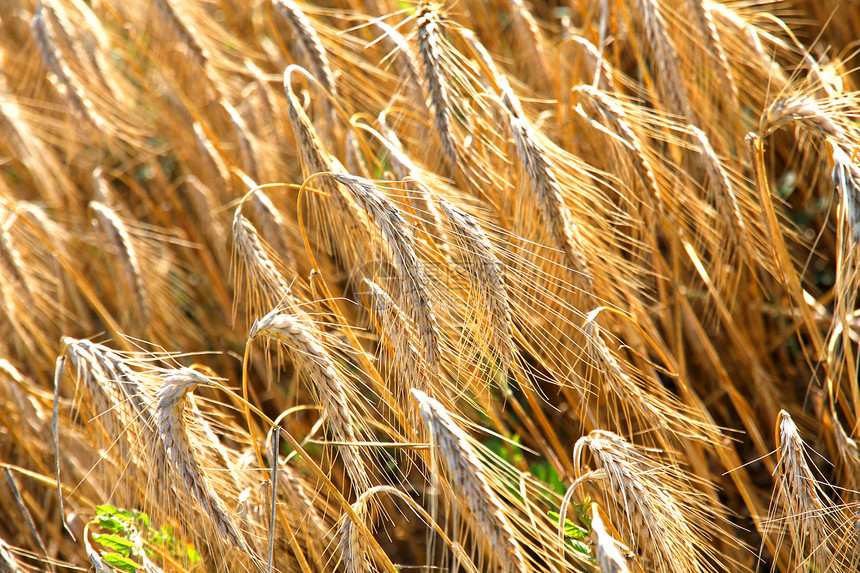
(0, 0, 859, 572)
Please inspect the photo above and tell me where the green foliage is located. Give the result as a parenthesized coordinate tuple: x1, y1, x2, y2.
(549, 498, 593, 560)
(90, 504, 201, 571)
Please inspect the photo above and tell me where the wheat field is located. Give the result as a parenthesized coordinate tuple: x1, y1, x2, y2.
(0, 0, 859, 572)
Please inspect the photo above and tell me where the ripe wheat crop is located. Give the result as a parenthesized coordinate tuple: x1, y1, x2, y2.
(0, 0, 859, 572)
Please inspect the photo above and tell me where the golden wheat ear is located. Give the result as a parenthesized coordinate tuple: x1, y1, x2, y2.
(412, 388, 529, 573)
(574, 430, 730, 573)
(770, 410, 858, 573)
(250, 307, 374, 496)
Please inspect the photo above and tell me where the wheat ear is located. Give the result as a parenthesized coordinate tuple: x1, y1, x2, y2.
(272, 0, 338, 101)
(416, 2, 458, 166)
(464, 42, 593, 287)
(584, 310, 709, 441)
(412, 389, 528, 573)
(362, 278, 431, 436)
(153, 0, 217, 88)
(690, 126, 751, 256)
(506, 0, 549, 89)
(251, 308, 372, 494)
(830, 141, 860, 246)
(684, 0, 738, 104)
(573, 85, 662, 211)
(156, 369, 257, 557)
(284, 66, 371, 261)
(573, 431, 712, 573)
(632, 0, 695, 124)
(339, 496, 372, 573)
(774, 410, 833, 572)
(89, 201, 150, 325)
(437, 199, 514, 367)
(376, 118, 451, 258)
(371, 20, 424, 99)
(0, 213, 32, 298)
(567, 35, 616, 92)
(232, 210, 296, 315)
(222, 98, 261, 182)
(331, 173, 443, 376)
(192, 121, 232, 192)
(32, 4, 111, 135)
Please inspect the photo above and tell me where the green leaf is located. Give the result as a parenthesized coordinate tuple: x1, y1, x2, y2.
(93, 534, 135, 556)
(568, 539, 591, 556)
(95, 504, 118, 517)
(135, 511, 150, 529)
(548, 511, 589, 540)
(102, 552, 140, 573)
(96, 516, 125, 534)
(187, 545, 201, 564)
